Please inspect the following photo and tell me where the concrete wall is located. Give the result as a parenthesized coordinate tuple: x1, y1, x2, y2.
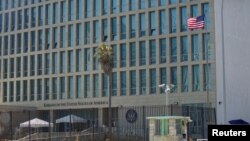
(215, 0, 250, 124)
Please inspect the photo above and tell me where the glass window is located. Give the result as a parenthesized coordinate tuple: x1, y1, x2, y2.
(37, 54, 43, 75)
(4, 36, 8, 55)
(130, 70, 136, 95)
(111, 18, 117, 41)
(139, 41, 146, 65)
(192, 65, 200, 91)
(45, 4, 51, 25)
(17, 10, 22, 30)
(60, 1, 66, 22)
(53, 3, 59, 24)
(93, 74, 99, 97)
(159, 10, 167, 34)
(38, 30, 43, 51)
(170, 8, 176, 33)
(102, 74, 108, 97)
(112, 45, 117, 68)
(159, 0, 167, 6)
(84, 48, 91, 71)
(84, 22, 90, 44)
(76, 0, 83, 20)
(130, 42, 136, 66)
(120, 71, 126, 96)
(17, 33, 21, 53)
(130, 15, 136, 38)
(23, 32, 28, 52)
(38, 6, 43, 26)
(10, 58, 14, 78)
(68, 51, 74, 72)
(52, 27, 58, 48)
(52, 52, 58, 74)
(16, 81, 20, 101)
(11, 11, 15, 31)
(44, 53, 50, 74)
(140, 69, 146, 95)
(112, 72, 117, 96)
(3, 59, 7, 79)
(180, 7, 187, 32)
(85, 0, 91, 18)
(93, 20, 99, 43)
(149, 40, 156, 64)
(30, 55, 35, 76)
(60, 26, 66, 48)
(102, 19, 108, 42)
(170, 37, 177, 63)
(23, 80, 28, 101)
(93, 48, 98, 70)
(76, 49, 82, 72)
(4, 13, 9, 32)
(120, 0, 127, 12)
(68, 24, 74, 47)
(45, 28, 50, 50)
(84, 75, 91, 98)
(67, 76, 73, 99)
(111, 0, 118, 14)
(181, 66, 188, 92)
(181, 36, 188, 62)
(120, 16, 126, 40)
(0, 14, 2, 32)
(149, 12, 156, 36)
(160, 68, 167, 93)
(68, 0, 74, 21)
(0, 36, 1, 55)
(29, 31, 35, 52)
(16, 57, 21, 77)
(102, 0, 108, 15)
(170, 67, 177, 92)
(150, 69, 156, 94)
(93, 0, 99, 17)
(37, 79, 43, 101)
(9, 82, 14, 102)
(60, 51, 66, 73)
(76, 23, 83, 45)
(180, 0, 187, 3)
(203, 64, 211, 91)
(120, 44, 126, 67)
(139, 13, 146, 37)
(149, 0, 155, 8)
(160, 38, 167, 63)
(129, 0, 137, 11)
(76, 76, 82, 98)
(191, 5, 198, 17)
(191, 34, 199, 61)
(169, 0, 176, 4)
(30, 80, 35, 101)
(44, 78, 50, 100)
(139, 0, 146, 9)
(52, 78, 57, 99)
(10, 35, 15, 54)
(60, 77, 65, 99)
(202, 3, 210, 29)
(3, 82, 7, 102)
(202, 33, 211, 60)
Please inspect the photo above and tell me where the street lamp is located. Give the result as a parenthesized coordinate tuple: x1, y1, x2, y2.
(159, 84, 175, 114)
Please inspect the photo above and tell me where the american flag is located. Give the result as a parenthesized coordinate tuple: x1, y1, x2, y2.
(187, 15, 205, 29)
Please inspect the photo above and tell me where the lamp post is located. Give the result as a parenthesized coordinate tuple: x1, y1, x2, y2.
(159, 84, 175, 115)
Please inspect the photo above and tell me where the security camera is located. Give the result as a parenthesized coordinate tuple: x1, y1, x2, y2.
(158, 84, 166, 88)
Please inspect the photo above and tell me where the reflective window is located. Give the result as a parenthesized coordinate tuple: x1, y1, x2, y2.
(3, 82, 7, 102)
(102, 19, 108, 42)
(202, 33, 211, 60)
(120, 0, 127, 12)
(159, 0, 167, 6)
(112, 72, 117, 96)
(85, 0, 91, 18)
(84, 22, 90, 44)
(76, 76, 82, 98)
(149, 0, 155, 8)
(111, 18, 117, 41)
(17, 10, 22, 30)
(45, 28, 50, 50)
(4, 13, 8, 32)
(4, 36, 8, 55)
(10, 58, 14, 78)
(10, 35, 15, 54)
(170, 67, 177, 92)
(139, 0, 146, 9)
(60, 1, 66, 22)
(181, 66, 189, 92)
(139, 13, 146, 37)
(16, 57, 21, 77)
(112, 45, 117, 68)
(120, 16, 126, 40)
(44, 53, 50, 74)
(16, 81, 20, 101)
(68, 25, 74, 47)
(102, 0, 108, 15)
(170, 37, 177, 63)
(45, 4, 51, 25)
(203, 64, 211, 91)
(159, 38, 167, 63)
(11, 11, 15, 31)
(130, 70, 136, 95)
(130, 15, 136, 38)
(93, 74, 99, 97)
(52, 78, 57, 99)
(93, 48, 99, 70)
(140, 69, 146, 95)
(17, 33, 21, 53)
(149, 12, 156, 36)
(150, 69, 156, 94)
(93, 20, 99, 43)
(102, 74, 108, 97)
(170, 8, 176, 33)
(149, 40, 156, 64)
(68, 76, 73, 98)
(93, 0, 99, 17)
(30, 80, 35, 101)
(191, 5, 198, 17)
(0, 14, 2, 32)
(181, 36, 188, 62)
(3, 59, 8, 79)
(23, 32, 28, 52)
(76, 23, 83, 45)
(76, 49, 82, 72)
(38, 6, 43, 26)
(52, 52, 58, 74)
(159, 10, 167, 34)
(60, 26, 66, 48)
(129, 0, 137, 11)
(202, 3, 210, 29)
(84, 48, 91, 71)
(180, 7, 187, 32)
(9, 82, 14, 102)
(68, 51, 74, 72)
(76, 0, 83, 20)
(160, 68, 167, 93)
(120, 44, 126, 68)
(37, 54, 43, 75)
(44, 78, 50, 100)
(169, 0, 176, 4)
(60, 51, 66, 73)
(191, 34, 199, 61)
(23, 80, 28, 101)
(84, 75, 90, 98)
(60, 77, 65, 99)
(53, 3, 59, 24)
(52, 27, 58, 48)
(31, 7, 36, 27)
(38, 30, 43, 50)
(130, 42, 136, 66)
(120, 71, 126, 96)
(139, 41, 146, 66)
(192, 65, 200, 91)
(30, 55, 35, 76)
(37, 79, 42, 100)
(111, 0, 118, 14)
(68, 0, 74, 21)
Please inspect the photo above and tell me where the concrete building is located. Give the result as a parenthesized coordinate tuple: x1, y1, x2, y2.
(0, 0, 215, 135)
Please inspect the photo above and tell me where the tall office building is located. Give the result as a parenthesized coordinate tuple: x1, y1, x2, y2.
(0, 0, 215, 131)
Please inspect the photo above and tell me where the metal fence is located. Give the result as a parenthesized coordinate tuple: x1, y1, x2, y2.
(0, 104, 215, 141)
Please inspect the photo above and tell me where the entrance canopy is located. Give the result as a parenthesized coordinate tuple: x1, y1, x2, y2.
(20, 118, 53, 128)
(56, 114, 87, 123)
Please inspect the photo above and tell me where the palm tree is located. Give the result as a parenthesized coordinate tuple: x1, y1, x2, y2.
(94, 44, 113, 141)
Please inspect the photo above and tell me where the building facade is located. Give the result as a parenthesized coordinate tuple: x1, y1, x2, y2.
(0, 0, 215, 127)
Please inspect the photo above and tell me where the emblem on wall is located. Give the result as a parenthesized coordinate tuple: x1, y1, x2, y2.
(126, 109, 137, 123)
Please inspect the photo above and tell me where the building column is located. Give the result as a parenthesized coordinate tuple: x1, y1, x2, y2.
(49, 110, 54, 132)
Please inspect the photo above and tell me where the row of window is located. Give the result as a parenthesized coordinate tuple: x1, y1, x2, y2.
(0, 34, 211, 79)
(0, 0, 45, 11)
(0, 2, 210, 35)
(2, 64, 211, 102)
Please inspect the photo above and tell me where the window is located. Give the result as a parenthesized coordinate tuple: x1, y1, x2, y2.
(52, 52, 58, 74)
(129, 0, 137, 11)
(52, 78, 57, 99)
(68, 25, 74, 47)
(120, 44, 126, 67)
(3, 82, 7, 102)
(45, 78, 50, 100)
(102, 19, 108, 42)
(9, 82, 14, 102)
(23, 32, 28, 52)
(150, 69, 156, 94)
(31, 31, 36, 51)
(191, 34, 199, 61)
(170, 8, 176, 33)
(76, 76, 82, 98)
(130, 15, 136, 38)
(45, 4, 51, 25)
(11, 11, 15, 31)
(60, 52, 66, 73)
(68, 51, 74, 72)
(140, 69, 146, 95)
(67, 76, 73, 99)
(68, 0, 74, 21)
(120, 71, 126, 96)
(53, 3, 59, 24)
(202, 33, 211, 60)
(85, 0, 91, 18)
(52, 27, 58, 48)
(192, 65, 200, 91)
(45, 53, 50, 74)
(93, 74, 99, 97)
(4, 13, 9, 32)
(30, 55, 35, 76)
(160, 68, 167, 93)
(139, 13, 146, 37)
(170, 37, 177, 63)
(93, 0, 99, 17)
(37, 54, 43, 75)
(93, 20, 99, 43)
(130, 70, 136, 95)
(139, 0, 146, 9)
(159, 39, 167, 63)
(111, 0, 118, 14)
(102, 74, 108, 97)
(149, 40, 156, 64)
(84, 75, 90, 98)
(180, 7, 187, 32)
(169, 0, 177, 4)
(120, 16, 126, 40)
(159, 0, 167, 6)
(202, 3, 210, 29)
(10, 58, 14, 78)
(4, 36, 8, 55)
(84, 22, 90, 44)
(181, 36, 188, 62)
(102, 0, 108, 15)
(76, 0, 83, 20)
(139, 41, 146, 65)
(130, 42, 136, 66)
(149, 12, 156, 36)
(112, 72, 117, 96)
(16, 34, 21, 53)
(111, 18, 117, 41)
(60, 26, 66, 48)
(16, 57, 21, 77)
(93, 48, 98, 70)
(112, 45, 117, 68)
(120, 0, 127, 12)
(38, 30, 43, 50)
(23, 56, 28, 77)
(159, 10, 167, 34)
(30, 80, 35, 101)
(38, 6, 43, 26)
(17, 10, 22, 30)
(84, 48, 91, 71)
(170, 67, 177, 92)
(45, 28, 50, 50)
(76, 49, 82, 72)
(181, 66, 188, 92)
(16, 81, 20, 101)
(0, 14, 2, 32)
(10, 35, 15, 54)
(60, 77, 65, 99)
(203, 64, 211, 91)
(3, 59, 8, 79)
(76, 23, 83, 45)
(23, 80, 28, 101)
(191, 5, 198, 17)
(60, 1, 66, 22)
